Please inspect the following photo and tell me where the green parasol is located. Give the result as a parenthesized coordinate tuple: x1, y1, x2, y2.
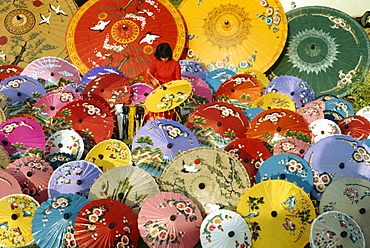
(269, 6, 370, 98)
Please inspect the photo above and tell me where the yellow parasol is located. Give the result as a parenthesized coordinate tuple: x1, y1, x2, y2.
(0, 194, 40, 247)
(144, 80, 192, 113)
(178, 0, 288, 73)
(237, 180, 316, 247)
(85, 139, 132, 173)
(0, 0, 78, 68)
(251, 92, 296, 111)
(240, 68, 270, 89)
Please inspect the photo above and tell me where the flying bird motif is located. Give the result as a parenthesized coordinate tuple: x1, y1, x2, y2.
(283, 196, 296, 209)
(39, 11, 51, 25)
(50, 1, 68, 16)
(181, 160, 200, 173)
(139, 32, 160, 44)
(90, 20, 111, 32)
(0, 51, 6, 61)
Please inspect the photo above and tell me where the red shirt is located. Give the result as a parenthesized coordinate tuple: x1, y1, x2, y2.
(149, 59, 181, 85)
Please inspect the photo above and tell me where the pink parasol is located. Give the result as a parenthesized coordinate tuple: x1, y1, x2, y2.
(33, 88, 82, 117)
(0, 117, 46, 160)
(0, 170, 22, 199)
(6, 157, 53, 203)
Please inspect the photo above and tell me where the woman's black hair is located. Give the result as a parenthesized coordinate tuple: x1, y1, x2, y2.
(154, 43, 173, 60)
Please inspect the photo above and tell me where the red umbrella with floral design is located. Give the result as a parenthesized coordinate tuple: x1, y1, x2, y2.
(74, 198, 140, 248)
(187, 101, 249, 149)
(337, 115, 370, 140)
(6, 157, 53, 204)
(82, 73, 130, 107)
(138, 192, 202, 248)
(224, 138, 272, 186)
(0, 65, 22, 82)
(247, 108, 310, 148)
(54, 99, 115, 145)
(66, 0, 186, 78)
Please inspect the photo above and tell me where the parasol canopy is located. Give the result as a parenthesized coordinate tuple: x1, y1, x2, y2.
(32, 193, 90, 248)
(44, 129, 85, 169)
(310, 210, 365, 248)
(250, 92, 296, 111)
(337, 115, 370, 140)
(0, 170, 22, 199)
(131, 119, 199, 178)
(138, 191, 202, 248)
(256, 153, 314, 194)
(200, 209, 251, 248)
(7, 157, 53, 204)
(236, 180, 316, 248)
(304, 134, 370, 199)
(0, 194, 40, 247)
(319, 177, 370, 245)
(48, 160, 103, 198)
(214, 73, 262, 107)
(54, 99, 115, 145)
(247, 108, 311, 148)
(160, 147, 250, 215)
(88, 165, 160, 214)
(66, 0, 186, 78)
(144, 79, 192, 113)
(204, 68, 236, 94)
(180, 59, 208, 80)
(273, 137, 311, 158)
(85, 139, 132, 173)
(80, 66, 125, 86)
(0, 75, 46, 105)
(33, 88, 82, 118)
(296, 99, 325, 124)
(20, 56, 81, 91)
(0, 0, 78, 68)
(324, 98, 354, 118)
(0, 117, 46, 160)
(178, 0, 288, 73)
(264, 75, 315, 109)
(0, 65, 22, 82)
(269, 6, 370, 98)
(129, 83, 154, 105)
(308, 118, 341, 143)
(74, 198, 140, 248)
(224, 138, 272, 186)
(186, 101, 249, 149)
(82, 73, 131, 107)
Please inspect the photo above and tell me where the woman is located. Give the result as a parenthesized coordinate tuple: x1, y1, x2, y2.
(146, 43, 182, 120)
(149, 43, 181, 86)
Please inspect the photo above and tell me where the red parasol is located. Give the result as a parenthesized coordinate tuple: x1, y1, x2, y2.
(66, 0, 186, 78)
(247, 108, 310, 148)
(82, 73, 130, 107)
(337, 115, 370, 140)
(186, 102, 249, 148)
(74, 198, 140, 248)
(33, 88, 82, 118)
(54, 99, 115, 145)
(214, 74, 262, 106)
(224, 138, 272, 186)
(138, 192, 202, 248)
(0, 65, 22, 82)
(6, 157, 53, 204)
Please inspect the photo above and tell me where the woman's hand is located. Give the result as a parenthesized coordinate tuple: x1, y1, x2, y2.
(151, 78, 159, 86)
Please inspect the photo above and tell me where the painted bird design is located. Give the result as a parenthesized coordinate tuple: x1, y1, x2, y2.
(181, 160, 200, 173)
(90, 20, 111, 31)
(283, 196, 296, 209)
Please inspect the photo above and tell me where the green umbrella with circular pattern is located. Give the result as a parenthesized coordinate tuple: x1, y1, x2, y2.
(269, 6, 370, 98)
